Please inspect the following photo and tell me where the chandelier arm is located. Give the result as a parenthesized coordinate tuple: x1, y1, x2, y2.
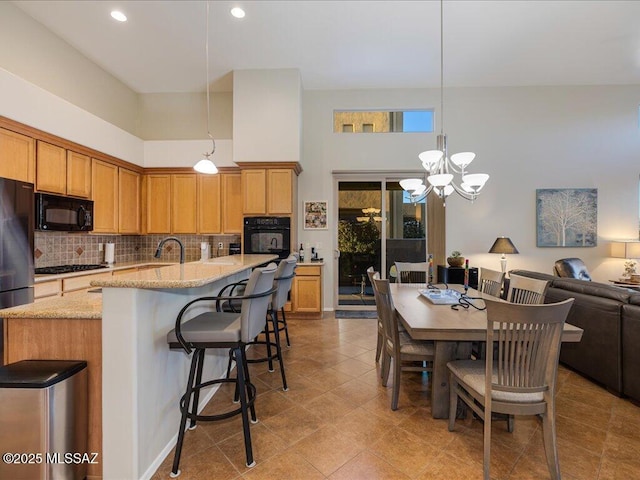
(449, 182, 478, 200)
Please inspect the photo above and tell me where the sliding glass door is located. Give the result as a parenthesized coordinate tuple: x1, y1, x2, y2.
(334, 175, 427, 309)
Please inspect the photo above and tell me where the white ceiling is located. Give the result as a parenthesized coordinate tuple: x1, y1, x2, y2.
(13, 0, 640, 94)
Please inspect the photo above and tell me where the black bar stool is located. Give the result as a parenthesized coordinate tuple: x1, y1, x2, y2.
(166, 263, 277, 477)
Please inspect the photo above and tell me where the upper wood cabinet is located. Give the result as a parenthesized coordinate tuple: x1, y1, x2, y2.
(118, 168, 141, 234)
(36, 141, 66, 195)
(36, 141, 91, 198)
(66, 151, 92, 198)
(145, 174, 171, 234)
(241, 168, 294, 215)
(0, 127, 35, 183)
(91, 159, 119, 233)
(198, 174, 221, 234)
(171, 174, 197, 234)
(222, 173, 242, 234)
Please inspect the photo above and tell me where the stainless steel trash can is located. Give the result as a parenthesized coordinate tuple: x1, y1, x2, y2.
(0, 360, 88, 480)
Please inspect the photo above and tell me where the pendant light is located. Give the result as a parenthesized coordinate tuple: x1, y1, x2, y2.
(401, 0, 488, 203)
(193, 1, 218, 175)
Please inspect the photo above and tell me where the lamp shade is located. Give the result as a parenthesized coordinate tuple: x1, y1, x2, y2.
(488, 237, 519, 255)
(611, 241, 640, 259)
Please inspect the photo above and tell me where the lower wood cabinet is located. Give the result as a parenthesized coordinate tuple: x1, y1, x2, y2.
(289, 263, 323, 318)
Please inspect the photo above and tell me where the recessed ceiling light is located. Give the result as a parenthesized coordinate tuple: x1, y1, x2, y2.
(230, 7, 245, 19)
(110, 10, 127, 22)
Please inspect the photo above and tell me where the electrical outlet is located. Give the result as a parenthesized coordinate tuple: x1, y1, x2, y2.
(218, 242, 224, 249)
(98, 243, 104, 252)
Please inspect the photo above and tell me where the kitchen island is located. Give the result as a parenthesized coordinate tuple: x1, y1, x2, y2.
(1, 254, 277, 480)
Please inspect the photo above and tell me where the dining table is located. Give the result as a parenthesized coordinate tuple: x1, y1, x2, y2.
(390, 283, 584, 419)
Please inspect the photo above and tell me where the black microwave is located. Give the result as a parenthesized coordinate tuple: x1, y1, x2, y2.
(35, 193, 94, 232)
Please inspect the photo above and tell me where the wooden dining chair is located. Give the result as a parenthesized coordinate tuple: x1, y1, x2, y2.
(506, 274, 548, 304)
(373, 277, 434, 410)
(473, 268, 506, 359)
(394, 261, 429, 284)
(478, 267, 505, 298)
(447, 297, 575, 480)
(366, 266, 383, 363)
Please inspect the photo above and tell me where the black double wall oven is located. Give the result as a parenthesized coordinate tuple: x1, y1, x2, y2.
(243, 217, 291, 260)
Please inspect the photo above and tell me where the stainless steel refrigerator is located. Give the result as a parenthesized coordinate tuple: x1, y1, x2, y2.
(0, 177, 34, 365)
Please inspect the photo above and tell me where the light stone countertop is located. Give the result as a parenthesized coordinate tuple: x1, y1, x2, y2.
(2, 255, 278, 319)
(34, 260, 176, 283)
(0, 290, 103, 319)
(90, 254, 278, 289)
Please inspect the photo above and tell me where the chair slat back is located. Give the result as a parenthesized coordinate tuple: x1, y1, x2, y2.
(395, 261, 429, 284)
(272, 255, 297, 310)
(478, 268, 505, 298)
(485, 298, 574, 394)
(506, 274, 548, 305)
(367, 267, 383, 323)
(373, 278, 401, 354)
(241, 263, 278, 342)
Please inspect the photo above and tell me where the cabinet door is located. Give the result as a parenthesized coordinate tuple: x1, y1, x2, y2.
(91, 159, 119, 233)
(36, 141, 66, 194)
(241, 169, 267, 215)
(0, 128, 35, 183)
(222, 173, 242, 234)
(145, 174, 171, 233)
(118, 168, 141, 234)
(171, 174, 197, 234)
(66, 150, 91, 198)
(198, 174, 221, 233)
(267, 169, 293, 214)
(292, 276, 322, 313)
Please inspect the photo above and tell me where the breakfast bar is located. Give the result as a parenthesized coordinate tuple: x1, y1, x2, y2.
(1, 254, 277, 480)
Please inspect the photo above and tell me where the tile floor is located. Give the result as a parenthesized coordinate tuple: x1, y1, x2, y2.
(152, 314, 640, 480)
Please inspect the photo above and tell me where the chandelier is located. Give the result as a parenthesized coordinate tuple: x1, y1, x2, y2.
(193, 1, 218, 175)
(401, 0, 488, 204)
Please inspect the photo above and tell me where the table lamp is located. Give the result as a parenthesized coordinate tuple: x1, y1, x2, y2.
(610, 241, 640, 278)
(489, 236, 519, 273)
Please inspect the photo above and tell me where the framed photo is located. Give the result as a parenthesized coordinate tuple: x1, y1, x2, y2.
(536, 188, 597, 247)
(304, 201, 328, 230)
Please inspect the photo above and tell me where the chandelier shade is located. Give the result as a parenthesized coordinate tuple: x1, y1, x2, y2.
(401, 0, 489, 204)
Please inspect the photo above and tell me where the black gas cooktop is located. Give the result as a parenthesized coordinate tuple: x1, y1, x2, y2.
(35, 264, 108, 275)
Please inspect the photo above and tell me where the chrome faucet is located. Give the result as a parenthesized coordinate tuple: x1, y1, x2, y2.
(154, 237, 185, 264)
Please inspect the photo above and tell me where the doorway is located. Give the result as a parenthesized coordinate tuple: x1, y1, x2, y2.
(334, 175, 429, 310)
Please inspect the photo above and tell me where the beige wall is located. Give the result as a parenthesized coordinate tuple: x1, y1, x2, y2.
(0, 1, 139, 135)
(138, 92, 233, 140)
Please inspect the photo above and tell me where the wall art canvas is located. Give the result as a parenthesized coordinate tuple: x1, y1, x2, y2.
(304, 201, 328, 230)
(536, 188, 597, 247)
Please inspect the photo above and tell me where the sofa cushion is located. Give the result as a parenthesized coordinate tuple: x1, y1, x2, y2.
(629, 294, 640, 306)
(551, 278, 633, 303)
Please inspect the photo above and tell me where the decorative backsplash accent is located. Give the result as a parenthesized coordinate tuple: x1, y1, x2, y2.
(34, 232, 241, 268)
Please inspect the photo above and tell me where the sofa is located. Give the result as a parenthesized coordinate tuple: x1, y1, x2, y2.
(509, 270, 640, 403)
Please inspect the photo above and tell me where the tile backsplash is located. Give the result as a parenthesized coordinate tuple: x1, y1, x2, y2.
(34, 232, 241, 268)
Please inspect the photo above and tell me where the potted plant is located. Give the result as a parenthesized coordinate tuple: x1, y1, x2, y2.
(447, 250, 465, 267)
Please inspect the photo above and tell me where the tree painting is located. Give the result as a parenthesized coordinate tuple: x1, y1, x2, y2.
(536, 188, 597, 247)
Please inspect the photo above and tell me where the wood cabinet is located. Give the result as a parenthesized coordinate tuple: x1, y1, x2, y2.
(118, 168, 141, 234)
(91, 159, 119, 233)
(36, 141, 66, 194)
(145, 174, 171, 233)
(0, 127, 35, 183)
(222, 173, 243, 234)
(198, 174, 221, 233)
(34, 279, 62, 301)
(36, 142, 91, 198)
(241, 168, 294, 215)
(171, 174, 197, 234)
(66, 151, 91, 198)
(290, 263, 323, 318)
(267, 169, 294, 214)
